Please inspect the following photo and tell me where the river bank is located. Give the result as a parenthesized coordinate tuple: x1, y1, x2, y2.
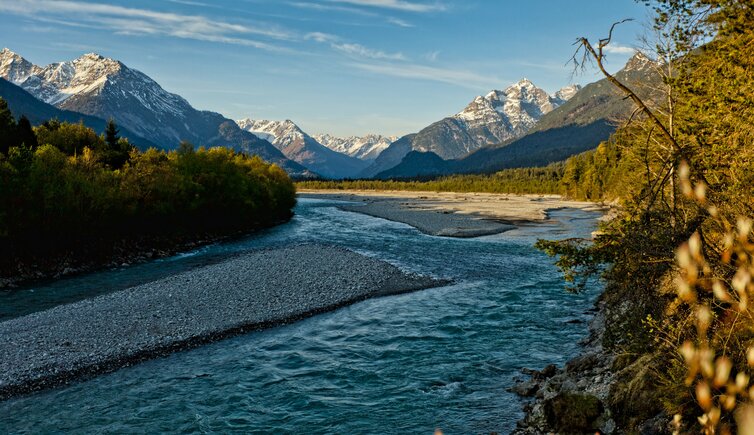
(0, 243, 447, 400)
(0, 198, 602, 432)
(298, 190, 603, 237)
(0, 216, 292, 290)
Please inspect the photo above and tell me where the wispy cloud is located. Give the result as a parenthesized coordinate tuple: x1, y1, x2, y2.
(306, 32, 406, 61)
(0, 0, 294, 51)
(423, 50, 440, 61)
(603, 44, 636, 54)
(328, 0, 446, 12)
(387, 17, 414, 27)
(289, 1, 377, 16)
(333, 43, 406, 60)
(350, 62, 501, 90)
(166, 0, 212, 7)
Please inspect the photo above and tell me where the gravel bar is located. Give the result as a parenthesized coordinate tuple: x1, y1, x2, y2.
(0, 244, 448, 400)
(339, 202, 516, 238)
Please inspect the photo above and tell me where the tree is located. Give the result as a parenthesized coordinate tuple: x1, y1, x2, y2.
(0, 98, 17, 155)
(16, 116, 38, 150)
(104, 118, 119, 150)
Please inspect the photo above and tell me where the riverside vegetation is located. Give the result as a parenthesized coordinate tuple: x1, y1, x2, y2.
(302, 0, 754, 432)
(0, 101, 296, 285)
(297, 142, 622, 200)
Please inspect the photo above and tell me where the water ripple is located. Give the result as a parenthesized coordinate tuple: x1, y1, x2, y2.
(0, 198, 602, 434)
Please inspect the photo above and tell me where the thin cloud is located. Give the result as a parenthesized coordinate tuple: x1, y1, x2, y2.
(306, 32, 406, 61)
(290, 1, 377, 16)
(387, 17, 414, 27)
(0, 0, 295, 52)
(603, 44, 636, 54)
(424, 50, 440, 61)
(333, 43, 406, 60)
(350, 62, 501, 90)
(305, 32, 339, 43)
(329, 0, 445, 12)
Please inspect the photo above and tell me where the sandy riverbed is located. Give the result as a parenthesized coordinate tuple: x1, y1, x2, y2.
(299, 190, 603, 237)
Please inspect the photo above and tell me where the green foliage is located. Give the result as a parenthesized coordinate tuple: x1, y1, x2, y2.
(34, 120, 103, 156)
(104, 118, 119, 149)
(298, 164, 567, 196)
(535, 1, 754, 430)
(0, 119, 296, 278)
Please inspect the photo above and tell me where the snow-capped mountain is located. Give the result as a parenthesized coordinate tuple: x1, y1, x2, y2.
(360, 79, 579, 177)
(313, 134, 397, 161)
(236, 118, 368, 179)
(453, 79, 570, 141)
(0, 48, 312, 177)
(370, 54, 659, 179)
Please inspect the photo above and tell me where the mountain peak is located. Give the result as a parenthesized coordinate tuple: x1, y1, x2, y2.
(554, 84, 582, 102)
(80, 52, 105, 60)
(624, 51, 653, 71)
(0, 48, 37, 85)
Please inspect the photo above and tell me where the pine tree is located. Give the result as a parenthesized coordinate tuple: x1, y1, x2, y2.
(0, 98, 17, 155)
(16, 115, 38, 150)
(105, 118, 119, 150)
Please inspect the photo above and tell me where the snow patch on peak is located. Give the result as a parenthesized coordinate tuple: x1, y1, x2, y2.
(236, 118, 308, 149)
(624, 51, 654, 71)
(0, 48, 38, 85)
(315, 133, 397, 161)
(554, 84, 581, 102)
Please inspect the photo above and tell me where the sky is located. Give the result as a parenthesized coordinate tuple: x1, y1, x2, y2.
(0, 0, 650, 137)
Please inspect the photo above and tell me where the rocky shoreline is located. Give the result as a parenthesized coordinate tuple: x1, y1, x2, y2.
(511, 298, 617, 434)
(511, 295, 672, 434)
(0, 244, 449, 401)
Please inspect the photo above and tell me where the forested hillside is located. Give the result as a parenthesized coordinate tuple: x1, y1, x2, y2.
(0, 100, 296, 285)
(534, 0, 754, 432)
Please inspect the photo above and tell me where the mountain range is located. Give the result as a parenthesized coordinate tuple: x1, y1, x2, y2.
(373, 52, 659, 179)
(313, 133, 396, 161)
(236, 119, 368, 179)
(0, 48, 313, 177)
(360, 80, 580, 177)
(0, 47, 656, 182)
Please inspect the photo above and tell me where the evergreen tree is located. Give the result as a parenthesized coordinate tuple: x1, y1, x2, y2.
(104, 118, 119, 150)
(16, 116, 38, 150)
(0, 98, 17, 155)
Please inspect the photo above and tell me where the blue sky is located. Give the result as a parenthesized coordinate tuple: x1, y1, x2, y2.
(0, 0, 648, 137)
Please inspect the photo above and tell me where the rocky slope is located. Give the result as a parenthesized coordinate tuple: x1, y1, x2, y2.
(0, 77, 156, 149)
(236, 119, 368, 179)
(313, 133, 396, 161)
(372, 53, 659, 179)
(0, 48, 312, 177)
(360, 80, 578, 177)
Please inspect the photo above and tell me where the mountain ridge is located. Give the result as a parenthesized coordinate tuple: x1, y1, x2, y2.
(360, 79, 580, 177)
(0, 48, 313, 177)
(373, 52, 659, 179)
(236, 118, 368, 179)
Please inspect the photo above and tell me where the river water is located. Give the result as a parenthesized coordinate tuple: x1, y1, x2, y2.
(0, 198, 602, 434)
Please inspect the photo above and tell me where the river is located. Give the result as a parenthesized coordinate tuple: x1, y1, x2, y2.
(0, 197, 602, 433)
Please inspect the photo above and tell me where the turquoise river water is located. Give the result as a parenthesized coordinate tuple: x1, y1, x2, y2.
(0, 198, 602, 434)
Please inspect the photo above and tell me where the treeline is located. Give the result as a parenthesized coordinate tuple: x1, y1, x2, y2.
(0, 99, 295, 282)
(298, 146, 627, 201)
(298, 165, 566, 196)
